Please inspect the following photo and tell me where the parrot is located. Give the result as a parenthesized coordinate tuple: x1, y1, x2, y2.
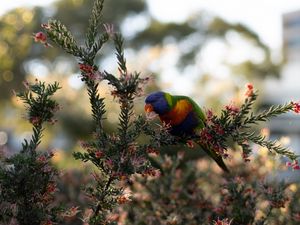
(145, 91, 229, 173)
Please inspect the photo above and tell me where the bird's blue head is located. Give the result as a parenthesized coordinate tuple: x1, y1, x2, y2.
(145, 91, 172, 115)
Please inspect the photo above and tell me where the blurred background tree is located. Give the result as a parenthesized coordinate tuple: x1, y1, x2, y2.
(0, 0, 280, 153)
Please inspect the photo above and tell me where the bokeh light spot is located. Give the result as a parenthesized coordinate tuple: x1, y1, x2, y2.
(22, 10, 33, 23)
(0, 42, 8, 56)
(5, 14, 17, 25)
(3, 70, 14, 82)
(0, 131, 8, 146)
(68, 74, 83, 89)
(72, 0, 83, 7)
(25, 60, 50, 78)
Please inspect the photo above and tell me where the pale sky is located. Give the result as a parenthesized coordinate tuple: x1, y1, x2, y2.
(2, 0, 300, 49)
(2, 0, 300, 95)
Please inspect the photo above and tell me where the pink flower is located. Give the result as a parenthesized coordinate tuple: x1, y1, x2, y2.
(293, 165, 300, 170)
(200, 128, 213, 142)
(103, 23, 115, 37)
(105, 159, 114, 169)
(94, 71, 105, 82)
(292, 101, 300, 114)
(41, 23, 51, 30)
(42, 165, 53, 173)
(146, 147, 159, 155)
(33, 32, 51, 47)
(46, 182, 57, 194)
(245, 83, 254, 97)
(213, 218, 233, 225)
(225, 104, 240, 115)
(186, 140, 195, 148)
(30, 116, 41, 126)
(117, 195, 130, 204)
(142, 168, 160, 177)
(37, 155, 47, 163)
(61, 206, 80, 218)
(128, 144, 137, 154)
(34, 32, 47, 43)
(214, 124, 224, 135)
(79, 140, 91, 149)
(286, 160, 300, 170)
(206, 109, 214, 121)
(95, 150, 104, 159)
(78, 66, 104, 82)
(79, 63, 94, 74)
(131, 156, 145, 167)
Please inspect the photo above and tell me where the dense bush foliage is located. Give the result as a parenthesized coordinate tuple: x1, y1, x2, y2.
(1, 1, 300, 225)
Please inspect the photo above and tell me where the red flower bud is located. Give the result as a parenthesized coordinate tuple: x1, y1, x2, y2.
(186, 140, 195, 148)
(245, 83, 254, 97)
(292, 101, 300, 114)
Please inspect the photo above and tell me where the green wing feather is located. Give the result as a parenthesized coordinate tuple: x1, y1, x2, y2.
(172, 95, 206, 129)
(171, 94, 230, 173)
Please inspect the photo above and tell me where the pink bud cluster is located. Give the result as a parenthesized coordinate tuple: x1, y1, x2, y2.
(117, 195, 131, 204)
(245, 83, 254, 97)
(225, 104, 240, 115)
(30, 116, 42, 126)
(200, 113, 229, 158)
(146, 147, 159, 155)
(286, 160, 300, 170)
(213, 218, 233, 225)
(33, 32, 51, 47)
(79, 141, 106, 159)
(61, 206, 80, 218)
(37, 152, 54, 164)
(78, 63, 104, 81)
(292, 101, 300, 114)
(103, 23, 115, 37)
(186, 140, 195, 148)
(141, 168, 160, 177)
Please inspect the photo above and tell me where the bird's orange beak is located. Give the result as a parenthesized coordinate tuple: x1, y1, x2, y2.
(145, 104, 158, 120)
(144, 104, 154, 113)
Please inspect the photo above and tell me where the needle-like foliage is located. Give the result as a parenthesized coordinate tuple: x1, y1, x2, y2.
(0, 81, 62, 225)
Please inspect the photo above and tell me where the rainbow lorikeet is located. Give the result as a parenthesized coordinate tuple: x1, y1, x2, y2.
(145, 91, 229, 173)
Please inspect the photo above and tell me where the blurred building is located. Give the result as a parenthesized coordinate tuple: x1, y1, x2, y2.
(265, 9, 300, 103)
(264, 9, 300, 180)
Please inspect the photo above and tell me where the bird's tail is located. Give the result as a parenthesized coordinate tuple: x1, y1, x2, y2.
(197, 141, 230, 173)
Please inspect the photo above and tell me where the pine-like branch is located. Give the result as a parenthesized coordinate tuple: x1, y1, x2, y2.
(199, 87, 299, 161)
(86, 0, 105, 50)
(242, 132, 298, 160)
(243, 103, 293, 126)
(114, 33, 127, 75)
(16, 81, 61, 153)
(45, 19, 84, 58)
(0, 80, 61, 224)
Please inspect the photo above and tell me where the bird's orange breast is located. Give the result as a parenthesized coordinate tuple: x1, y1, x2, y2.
(159, 99, 193, 126)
